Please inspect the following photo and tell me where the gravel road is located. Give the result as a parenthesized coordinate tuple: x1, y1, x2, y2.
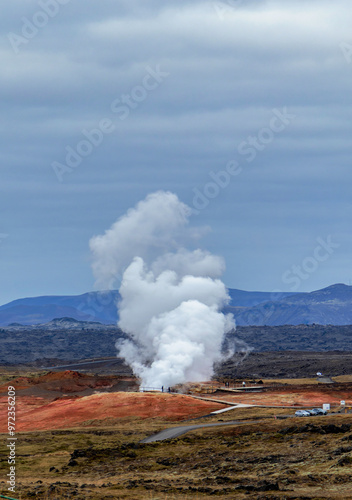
(141, 420, 251, 443)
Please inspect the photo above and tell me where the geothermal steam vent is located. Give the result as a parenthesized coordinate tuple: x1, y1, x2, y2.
(90, 191, 236, 388)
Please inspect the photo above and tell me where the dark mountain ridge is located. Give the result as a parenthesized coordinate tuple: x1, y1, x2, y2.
(0, 288, 295, 327)
(1, 283, 351, 327)
(235, 283, 352, 326)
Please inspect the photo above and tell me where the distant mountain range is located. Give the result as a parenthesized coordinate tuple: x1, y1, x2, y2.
(0, 291, 119, 326)
(0, 284, 352, 327)
(232, 284, 352, 326)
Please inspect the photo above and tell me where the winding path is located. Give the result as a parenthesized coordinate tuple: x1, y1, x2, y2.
(141, 420, 253, 443)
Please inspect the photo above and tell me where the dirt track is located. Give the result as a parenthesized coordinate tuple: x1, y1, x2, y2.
(141, 420, 249, 442)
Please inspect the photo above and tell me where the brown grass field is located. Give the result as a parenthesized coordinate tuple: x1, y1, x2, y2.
(1, 369, 352, 499)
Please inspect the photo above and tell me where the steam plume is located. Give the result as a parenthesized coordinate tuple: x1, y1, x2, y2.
(90, 191, 236, 388)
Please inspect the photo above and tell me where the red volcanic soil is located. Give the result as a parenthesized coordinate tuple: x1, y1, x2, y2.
(2, 371, 352, 433)
(0, 392, 227, 432)
(0, 370, 132, 395)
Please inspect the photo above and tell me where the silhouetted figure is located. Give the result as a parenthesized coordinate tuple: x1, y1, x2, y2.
(161, 386, 164, 392)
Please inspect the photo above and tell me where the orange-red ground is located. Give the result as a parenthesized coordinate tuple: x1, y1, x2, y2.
(0, 392, 227, 432)
(1, 371, 352, 432)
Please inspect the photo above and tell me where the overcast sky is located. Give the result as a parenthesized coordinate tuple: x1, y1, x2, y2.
(1, 0, 352, 305)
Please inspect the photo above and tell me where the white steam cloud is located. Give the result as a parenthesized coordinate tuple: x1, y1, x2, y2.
(90, 191, 236, 388)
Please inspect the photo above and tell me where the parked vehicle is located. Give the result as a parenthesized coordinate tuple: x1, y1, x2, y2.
(309, 408, 327, 415)
(306, 409, 319, 415)
(295, 410, 311, 417)
(295, 408, 327, 417)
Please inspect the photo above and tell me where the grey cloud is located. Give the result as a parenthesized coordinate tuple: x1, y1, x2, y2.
(0, 0, 352, 304)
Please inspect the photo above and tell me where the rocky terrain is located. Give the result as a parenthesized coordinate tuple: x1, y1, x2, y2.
(0, 318, 126, 365)
(218, 351, 352, 378)
(2, 317, 352, 367)
(4, 415, 352, 499)
(35, 351, 352, 379)
(230, 323, 352, 352)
